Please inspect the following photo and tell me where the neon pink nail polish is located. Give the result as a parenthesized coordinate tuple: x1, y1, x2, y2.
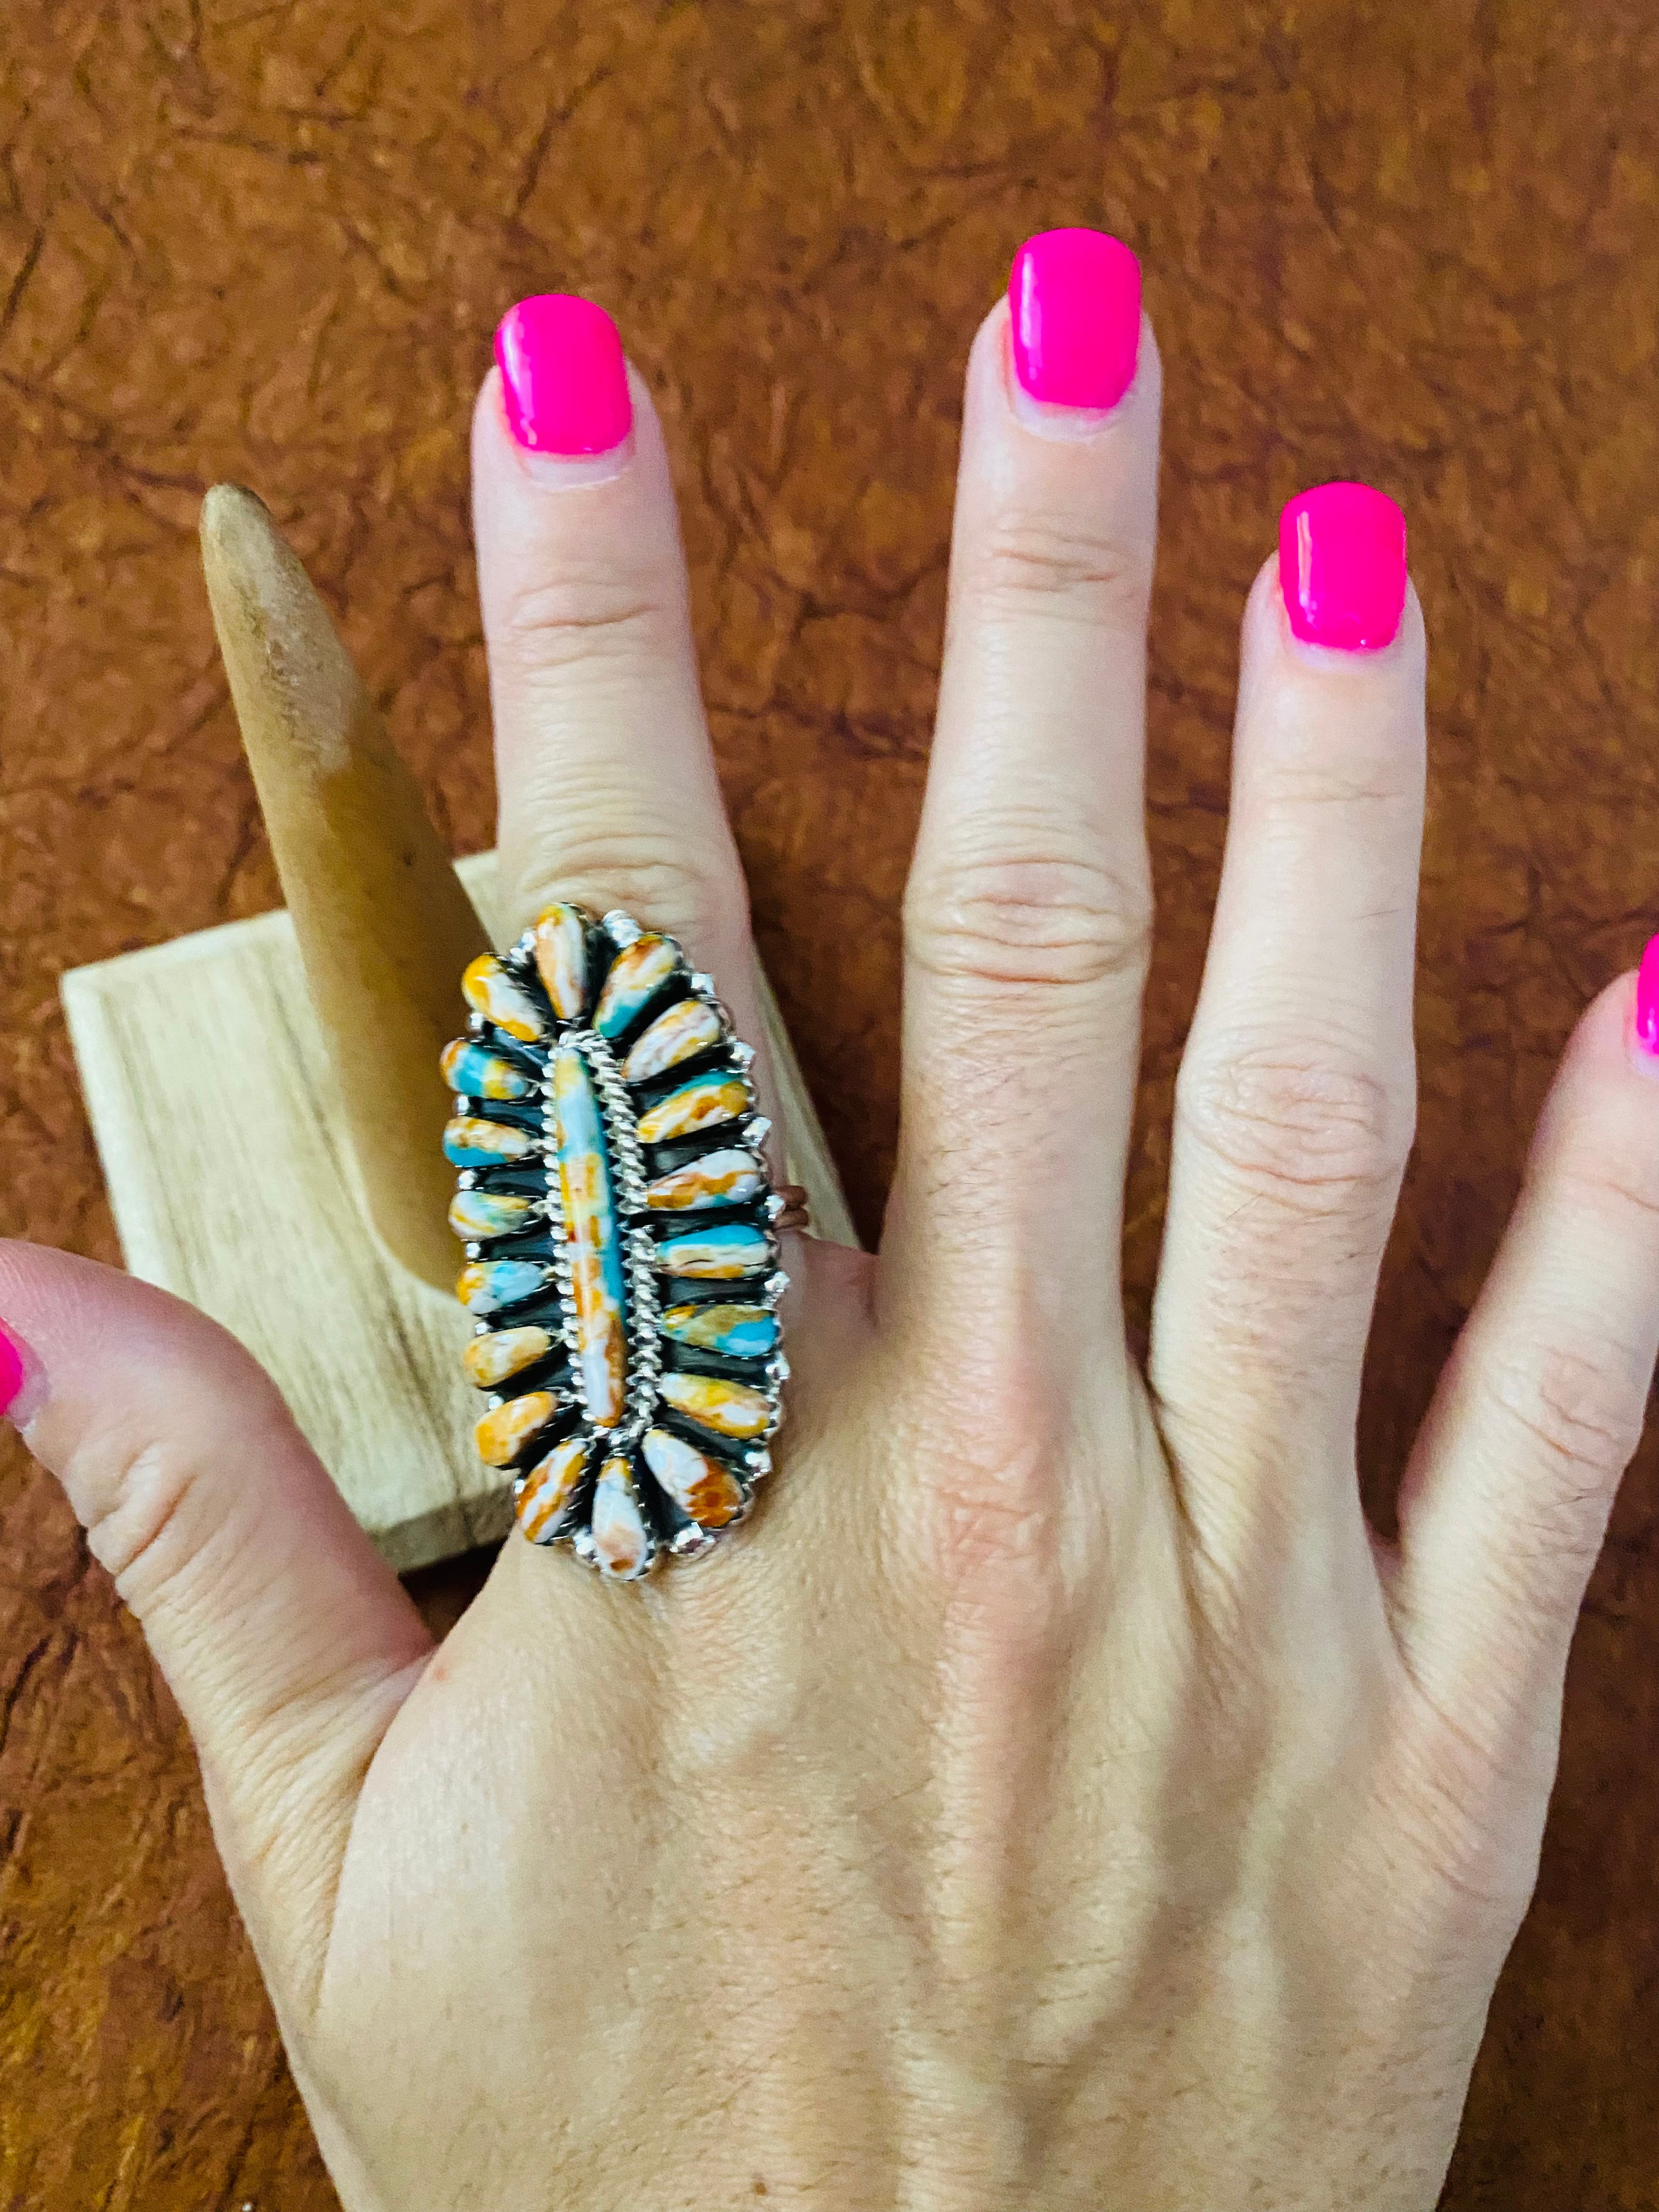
(1008, 228, 1142, 413)
(1637, 936, 1659, 1057)
(494, 294, 633, 456)
(1278, 482, 1407, 652)
(0, 1323, 29, 1416)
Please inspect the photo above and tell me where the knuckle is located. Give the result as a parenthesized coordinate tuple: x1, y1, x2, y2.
(515, 827, 739, 950)
(884, 1332, 1096, 1604)
(905, 843, 1153, 996)
(1483, 1340, 1644, 1537)
(968, 510, 1153, 627)
(1176, 1043, 1410, 1222)
(1251, 753, 1421, 822)
(83, 1437, 196, 1598)
(909, 1398, 1069, 1598)
(81, 1398, 286, 1615)
(493, 562, 671, 677)
(1551, 1159, 1659, 1235)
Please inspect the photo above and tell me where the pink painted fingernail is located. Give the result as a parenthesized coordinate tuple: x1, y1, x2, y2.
(1636, 936, 1659, 1057)
(494, 294, 633, 456)
(0, 1322, 31, 1418)
(1008, 228, 1142, 413)
(1278, 482, 1408, 652)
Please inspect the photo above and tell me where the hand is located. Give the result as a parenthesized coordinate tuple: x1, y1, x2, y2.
(10, 238, 1659, 2212)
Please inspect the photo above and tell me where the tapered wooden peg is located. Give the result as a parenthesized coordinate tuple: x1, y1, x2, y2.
(199, 484, 489, 1293)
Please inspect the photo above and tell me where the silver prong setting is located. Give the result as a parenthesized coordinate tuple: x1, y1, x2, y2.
(447, 905, 789, 1572)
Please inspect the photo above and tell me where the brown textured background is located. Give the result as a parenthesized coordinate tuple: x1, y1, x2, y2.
(2, 1, 1658, 2203)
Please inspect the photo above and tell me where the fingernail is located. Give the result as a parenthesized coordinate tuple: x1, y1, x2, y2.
(0, 1319, 41, 1426)
(494, 293, 633, 457)
(1008, 228, 1142, 415)
(1636, 936, 1659, 1058)
(1278, 481, 1408, 652)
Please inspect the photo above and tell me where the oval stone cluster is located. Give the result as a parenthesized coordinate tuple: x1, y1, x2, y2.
(440, 904, 789, 1578)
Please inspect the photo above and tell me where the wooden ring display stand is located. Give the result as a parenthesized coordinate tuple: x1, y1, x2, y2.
(59, 487, 856, 1571)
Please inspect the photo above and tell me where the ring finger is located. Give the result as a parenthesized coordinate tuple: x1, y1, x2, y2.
(1150, 486, 1426, 1542)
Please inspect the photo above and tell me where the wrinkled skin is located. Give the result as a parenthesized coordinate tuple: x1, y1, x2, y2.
(9, 287, 1659, 2211)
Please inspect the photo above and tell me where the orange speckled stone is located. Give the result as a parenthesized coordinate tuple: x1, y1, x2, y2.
(442, 1115, 536, 1169)
(439, 1039, 534, 1101)
(590, 1455, 653, 1579)
(642, 1427, 747, 1528)
(515, 1436, 589, 1542)
(658, 1372, 773, 1440)
(474, 1390, 563, 1468)
(593, 933, 678, 1037)
(531, 904, 588, 1020)
(461, 1325, 557, 1390)
(644, 1146, 765, 1211)
(460, 954, 545, 1042)
(635, 1071, 752, 1143)
(551, 1044, 628, 1427)
(620, 996, 721, 1081)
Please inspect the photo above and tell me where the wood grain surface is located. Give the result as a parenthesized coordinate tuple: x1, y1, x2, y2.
(4, 2, 1659, 2204)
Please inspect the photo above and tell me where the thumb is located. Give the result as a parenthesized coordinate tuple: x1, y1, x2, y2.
(0, 1239, 432, 2008)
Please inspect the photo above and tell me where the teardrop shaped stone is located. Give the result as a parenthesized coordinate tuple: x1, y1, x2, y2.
(621, 997, 722, 1081)
(590, 1454, 654, 1579)
(644, 1147, 765, 1212)
(653, 1221, 776, 1279)
(440, 1039, 533, 1101)
(635, 1069, 752, 1143)
(448, 1187, 535, 1241)
(475, 1389, 563, 1467)
(515, 1435, 589, 1543)
(456, 1257, 549, 1316)
(462, 1324, 557, 1389)
(642, 1427, 747, 1529)
(552, 1044, 628, 1428)
(659, 1301, 779, 1358)
(443, 1115, 536, 1169)
(659, 1372, 774, 1440)
(532, 904, 589, 1020)
(594, 933, 679, 1037)
(461, 954, 546, 1042)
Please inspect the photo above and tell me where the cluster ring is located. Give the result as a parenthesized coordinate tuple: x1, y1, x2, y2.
(437, 904, 795, 1579)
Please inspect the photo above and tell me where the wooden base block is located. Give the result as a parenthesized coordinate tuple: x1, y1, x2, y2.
(59, 852, 856, 1572)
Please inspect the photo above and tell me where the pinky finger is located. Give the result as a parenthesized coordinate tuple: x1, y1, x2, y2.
(1393, 957, 1659, 1748)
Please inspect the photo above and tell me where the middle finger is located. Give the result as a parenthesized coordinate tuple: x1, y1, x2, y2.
(888, 229, 1161, 1365)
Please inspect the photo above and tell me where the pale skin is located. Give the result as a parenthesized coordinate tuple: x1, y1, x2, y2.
(8, 292, 1659, 2211)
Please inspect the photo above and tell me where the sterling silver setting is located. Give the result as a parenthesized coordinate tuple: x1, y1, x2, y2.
(439, 904, 801, 1580)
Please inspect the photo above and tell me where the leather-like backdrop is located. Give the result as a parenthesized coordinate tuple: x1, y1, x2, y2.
(3, 2, 1658, 2203)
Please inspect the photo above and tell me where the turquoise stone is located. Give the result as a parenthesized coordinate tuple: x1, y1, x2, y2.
(652, 1221, 776, 1279)
(659, 1301, 778, 1358)
(441, 1040, 533, 1102)
(443, 1115, 535, 1169)
(594, 934, 679, 1038)
(456, 1257, 549, 1315)
(635, 1069, 752, 1144)
(552, 1045, 629, 1427)
(644, 1147, 765, 1212)
(448, 1187, 534, 1241)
